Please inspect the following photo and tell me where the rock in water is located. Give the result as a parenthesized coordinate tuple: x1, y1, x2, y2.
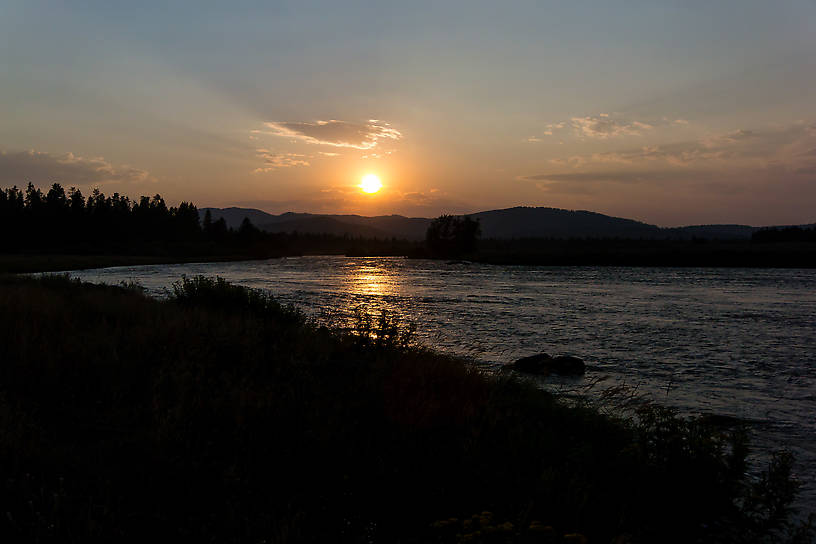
(509, 353, 585, 376)
(511, 353, 553, 374)
(550, 355, 585, 375)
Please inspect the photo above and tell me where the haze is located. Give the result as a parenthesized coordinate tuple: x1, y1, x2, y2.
(1, 1, 815, 226)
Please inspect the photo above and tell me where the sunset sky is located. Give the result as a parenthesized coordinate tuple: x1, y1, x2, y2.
(1, 1, 815, 226)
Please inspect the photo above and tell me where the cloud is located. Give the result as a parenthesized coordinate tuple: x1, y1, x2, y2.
(570, 115, 653, 139)
(542, 121, 816, 170)
(262, 119, 402, 150)
(0, 149, 153, 185)
(252, 149, 310, 172)
(527, 170, 706, 184)
(538, 115, 689, 141)
(525, 121, 816, 191)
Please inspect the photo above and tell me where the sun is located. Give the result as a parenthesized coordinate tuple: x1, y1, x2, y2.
(359, 174, 383, 194)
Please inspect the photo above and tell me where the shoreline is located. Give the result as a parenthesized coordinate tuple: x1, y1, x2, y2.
(4, 239, 816, 276)
(0, 252, 286, 274)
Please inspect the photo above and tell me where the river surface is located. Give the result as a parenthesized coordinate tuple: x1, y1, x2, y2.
(65, 256, 816, 513)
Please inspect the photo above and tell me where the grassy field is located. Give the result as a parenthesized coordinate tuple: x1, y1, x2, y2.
(0, 275, 811, 543)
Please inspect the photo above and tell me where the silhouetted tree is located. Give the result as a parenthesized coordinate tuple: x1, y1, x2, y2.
(202, 209, 213, 235)
(426, 214, 481, 256)
(210, 217, 228, 240)
(68, 186, 85, 214)
(0, 182, 422, 259)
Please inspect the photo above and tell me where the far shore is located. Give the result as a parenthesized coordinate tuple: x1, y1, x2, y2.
(5, 237, 816, 275)
(0, 253, 285, 274)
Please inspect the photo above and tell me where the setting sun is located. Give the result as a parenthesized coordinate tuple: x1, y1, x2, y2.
(359, 174, 382, 194)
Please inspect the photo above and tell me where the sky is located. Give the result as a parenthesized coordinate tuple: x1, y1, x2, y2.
(1, 1, 815, 226)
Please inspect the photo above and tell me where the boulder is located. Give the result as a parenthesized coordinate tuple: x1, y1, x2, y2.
(510, 353, 553, 374)
(550, 355, 585, 375)
(508, 353, 585, 376)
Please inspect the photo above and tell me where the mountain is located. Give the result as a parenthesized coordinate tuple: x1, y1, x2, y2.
(199, 206, 812, 241)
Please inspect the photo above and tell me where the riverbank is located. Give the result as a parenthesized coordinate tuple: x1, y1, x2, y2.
(0, 274, 811, 542)
(0, 253, 284, 274)
(433, 239, 816, 268)
(7, 236, 816, 275)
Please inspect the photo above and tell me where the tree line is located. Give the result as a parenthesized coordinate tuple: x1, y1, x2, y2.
(0, 183, 245, 254)
(0, 182, 420, 258)
(752, 226, 816, 243)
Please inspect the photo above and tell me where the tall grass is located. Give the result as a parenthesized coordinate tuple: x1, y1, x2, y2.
(0, 274, 811, 543)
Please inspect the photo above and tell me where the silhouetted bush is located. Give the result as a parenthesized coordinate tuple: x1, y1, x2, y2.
(170, 275, 304, 325)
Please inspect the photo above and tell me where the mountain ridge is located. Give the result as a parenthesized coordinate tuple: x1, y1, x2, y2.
(200, 206, 813, 241)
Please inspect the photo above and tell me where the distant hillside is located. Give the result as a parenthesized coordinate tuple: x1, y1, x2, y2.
(200, 207, 278, 230)
(470, 207, 663, 239)
(201, 208, 431, 239)
(200, 207, 813, 241)
(261, 216, 393, 238)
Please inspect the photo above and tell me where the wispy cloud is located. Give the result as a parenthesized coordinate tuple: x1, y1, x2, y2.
(0, 149, 153, 185)
(252, 149, 310, 173)
(536, 123, 816, 173)
(529, 115, 691, 142)
(525, 121, 816, 190)
(261, 119, 402, 150)
(528, 169, 707, 184)
(570, 114, 653, 139)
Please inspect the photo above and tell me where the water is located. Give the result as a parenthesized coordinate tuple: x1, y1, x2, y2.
(65, 256, 816, 513)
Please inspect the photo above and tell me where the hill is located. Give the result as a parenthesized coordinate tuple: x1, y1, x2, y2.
(262, 216, 393, 238)
(200, 206, 814, 241)
(201, 208, 431, 239)
(470, 206, 663, 239)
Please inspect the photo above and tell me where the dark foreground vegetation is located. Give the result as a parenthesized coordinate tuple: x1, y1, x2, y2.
(1, 275, 812, 543)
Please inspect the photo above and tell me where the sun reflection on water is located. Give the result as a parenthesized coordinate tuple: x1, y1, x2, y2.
(345, 264, 400, 298)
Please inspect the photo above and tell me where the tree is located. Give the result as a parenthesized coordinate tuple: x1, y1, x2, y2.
(45, 183, 67, 212)
(68, 187, 85, 214)
(202, 209, 213, 235)
(425, 214, 481, 257)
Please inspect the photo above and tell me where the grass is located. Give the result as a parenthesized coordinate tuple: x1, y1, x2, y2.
(0, 274, 812, 543)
